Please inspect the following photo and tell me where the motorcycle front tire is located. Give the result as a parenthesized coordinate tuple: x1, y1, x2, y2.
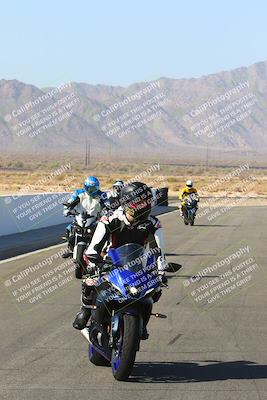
(111, 314, 140, 381)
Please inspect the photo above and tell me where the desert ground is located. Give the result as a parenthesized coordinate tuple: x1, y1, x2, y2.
(0, 155, 267, 202)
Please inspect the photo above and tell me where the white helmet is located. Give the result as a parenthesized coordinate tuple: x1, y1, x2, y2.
(186, 180, 193, 188)
(113, 180, 124, 193)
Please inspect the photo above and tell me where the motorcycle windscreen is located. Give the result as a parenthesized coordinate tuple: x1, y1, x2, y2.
(186, 193, 198, 208)
(108, 243, 146, 270)
(106, 243, 159, 299)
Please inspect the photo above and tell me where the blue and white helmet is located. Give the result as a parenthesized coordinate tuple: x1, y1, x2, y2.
(84, 176, 100, 196)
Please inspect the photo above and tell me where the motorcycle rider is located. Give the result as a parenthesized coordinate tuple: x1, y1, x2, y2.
(62, 188, 84, 239)
(73, 182, 168, 339)
(62, 176, 104, 258)
(179, 180, 199, 217)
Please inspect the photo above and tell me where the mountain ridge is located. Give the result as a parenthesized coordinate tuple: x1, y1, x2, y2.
(1, 59, 267, 157)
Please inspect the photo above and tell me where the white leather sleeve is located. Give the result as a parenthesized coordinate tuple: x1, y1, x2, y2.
(154, 227, 168, 271)
(63, 206, 69, 217)
(154, 227, 165, 253)
(85, 222, 107, 255)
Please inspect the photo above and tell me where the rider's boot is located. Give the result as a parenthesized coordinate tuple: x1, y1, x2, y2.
(73, 306, 91, 330)
(73, 284, 95, 330)
(62, 251, 72, 259)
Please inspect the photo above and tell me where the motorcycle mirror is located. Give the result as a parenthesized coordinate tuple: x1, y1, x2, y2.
(165, 263, 182, 273)
(87, 254, 103, 264)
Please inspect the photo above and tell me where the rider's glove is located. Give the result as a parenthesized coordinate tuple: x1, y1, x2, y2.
(63, 208, 71, 217)
(157, 255, 168, 272)
(158, 271, 168, 286)
(83, 255, 96, 275)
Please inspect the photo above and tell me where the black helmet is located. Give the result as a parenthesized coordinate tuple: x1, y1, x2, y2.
(121, 182, 153, 221)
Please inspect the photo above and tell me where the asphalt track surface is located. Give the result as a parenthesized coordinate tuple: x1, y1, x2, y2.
(0, 206, 267, 400)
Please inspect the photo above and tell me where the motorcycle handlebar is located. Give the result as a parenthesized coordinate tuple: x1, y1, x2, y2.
(99, 262, 113, 273)
(81, 261, 113, 280)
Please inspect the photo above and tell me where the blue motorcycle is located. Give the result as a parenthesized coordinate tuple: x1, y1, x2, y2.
(80, 243, 180, 380)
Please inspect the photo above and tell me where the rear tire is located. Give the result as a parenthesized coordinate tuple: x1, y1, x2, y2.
(88, 344, 110, 366)
(112, 314, 140, 381)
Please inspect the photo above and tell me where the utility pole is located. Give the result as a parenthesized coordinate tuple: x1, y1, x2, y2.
(85, 140, 88, 167)
(87, 141, 90, 165)
(205, 144, 209, 171)
(85, 140, 90, 167)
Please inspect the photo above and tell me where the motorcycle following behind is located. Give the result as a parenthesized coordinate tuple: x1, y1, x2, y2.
(79, 243, 181, 381)
(182, 193, 199, 226)
(62, 204, 97, 277)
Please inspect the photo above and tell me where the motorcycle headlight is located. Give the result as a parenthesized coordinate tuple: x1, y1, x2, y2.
(129, 286, 138, 295)
(125, 285, 139, 297)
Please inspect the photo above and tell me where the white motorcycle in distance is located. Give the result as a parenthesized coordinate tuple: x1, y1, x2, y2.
(181, 193, 199, 226)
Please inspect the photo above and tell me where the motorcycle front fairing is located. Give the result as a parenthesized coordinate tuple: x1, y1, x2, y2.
(102, 244, 161, 344)
(105, 244, 160, 301)
(185, 197, 197, 217)
(88, 244, 162, 365)
(186, 193, 198, 208)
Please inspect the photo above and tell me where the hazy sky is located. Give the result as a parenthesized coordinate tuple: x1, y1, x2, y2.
(0, 0, 266, 88)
